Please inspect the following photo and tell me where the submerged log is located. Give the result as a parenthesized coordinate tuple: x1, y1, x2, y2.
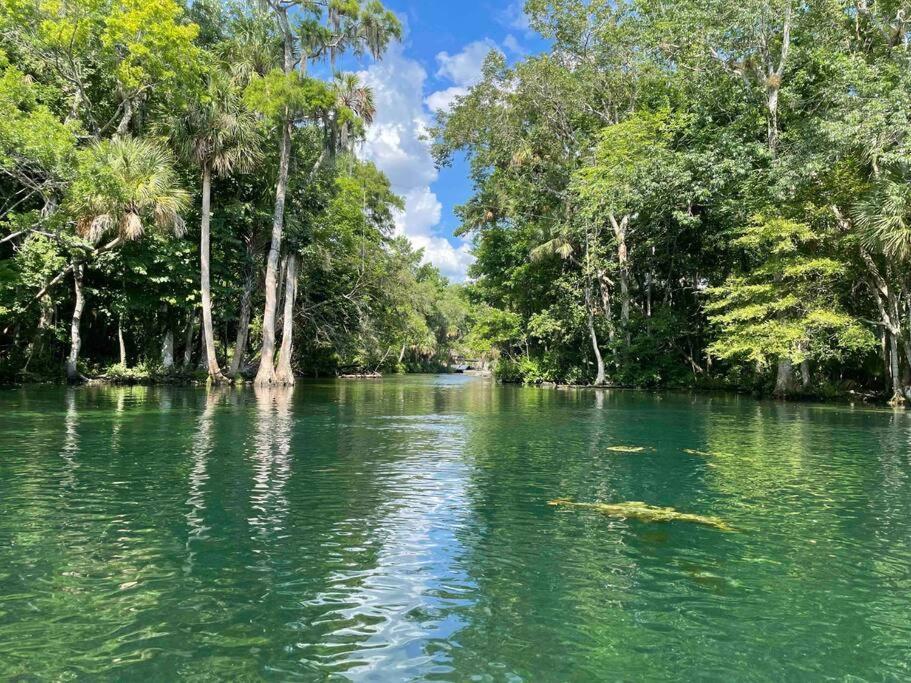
(548, 498, 735, 532)
(606, 445, 653, 453)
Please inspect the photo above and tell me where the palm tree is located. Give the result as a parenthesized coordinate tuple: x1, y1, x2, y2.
(171, 74, 261, 383)
(332, 73, 376, 154)
(67, 136, 189, 382)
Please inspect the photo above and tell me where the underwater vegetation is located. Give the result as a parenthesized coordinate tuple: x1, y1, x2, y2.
(548, 499, 735, 532)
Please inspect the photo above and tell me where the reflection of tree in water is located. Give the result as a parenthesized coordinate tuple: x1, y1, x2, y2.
(60, 388, 81, 491)
(248, 386, 294, 544)
(184, 387, 230, 572)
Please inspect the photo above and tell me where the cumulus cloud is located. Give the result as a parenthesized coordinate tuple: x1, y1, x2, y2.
(435, 39, 499, 87)
(357, 43, 475, 281)
(424, 86, 469, 114)
(425, 40, 504, 114)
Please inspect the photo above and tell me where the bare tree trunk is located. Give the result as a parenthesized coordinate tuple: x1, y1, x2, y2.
(118, 317, 127, 366)
(183, 312, 197, 368)
(254, 119, 293, 387)
(609, 214, 631, 346)
(66, 263, 85, 383)
(162, 329, 175, 370)
(585, 280, 605, 386)
(274, 253, 298, 386)
(229, 269, 255, 377)
(800, 359, 811, 390)
(774, 359, 795, 396)
(766, 5, 790, 155)
(198, 325, 208, 370)
(888, 331, 906, 405)
(199, 164, 226, 383)
(598, 271, 615, 346)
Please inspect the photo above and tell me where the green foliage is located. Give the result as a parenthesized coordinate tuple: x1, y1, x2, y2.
(243, 70, 334, 121)
(706, 216, 874, 368)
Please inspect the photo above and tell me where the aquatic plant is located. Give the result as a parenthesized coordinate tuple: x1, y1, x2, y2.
(548, 498, 735, 531)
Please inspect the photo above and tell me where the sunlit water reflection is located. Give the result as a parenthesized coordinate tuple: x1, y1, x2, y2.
(1, 377, 910, 680)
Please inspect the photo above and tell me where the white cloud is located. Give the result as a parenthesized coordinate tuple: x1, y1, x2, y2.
(435, 39, 500, 87)
(424, 85, 469, 113)
(425, 40, 504, 115)
(410, 235, 475, 281)
(395, 187, 441, 236)
(357, 43, 475, 281)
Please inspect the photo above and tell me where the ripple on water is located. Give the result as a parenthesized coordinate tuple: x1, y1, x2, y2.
(0, 381, 910, 680)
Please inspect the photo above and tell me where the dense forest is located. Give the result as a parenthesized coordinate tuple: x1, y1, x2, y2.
(0, 0, 469, 385)
(433, 0, 911, 403)
(2, 0, 911, 403)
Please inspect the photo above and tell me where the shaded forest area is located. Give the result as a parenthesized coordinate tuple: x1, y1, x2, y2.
(433, 0, 911, 403)
(0, 0, 469, 386)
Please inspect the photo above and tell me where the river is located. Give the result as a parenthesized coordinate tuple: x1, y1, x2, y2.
(1, 376, 909, 680)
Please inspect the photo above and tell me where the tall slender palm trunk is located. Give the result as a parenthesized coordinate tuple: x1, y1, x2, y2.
(118, 317, 127, 366)
(66, 263, 85, 383)
(229, 268, 255, 377)
(254, 120, 292, 386)
(888, 330, 906, 405)
(200, 164, 226, 383)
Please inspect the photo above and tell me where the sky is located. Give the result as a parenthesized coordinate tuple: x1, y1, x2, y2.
(347, 0, 540, 282)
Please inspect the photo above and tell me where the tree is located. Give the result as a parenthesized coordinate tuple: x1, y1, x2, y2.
(171, 72, 261, 383)
(250, 0, 400, 387)
(706, 216, 873, 394)
(65, 136, 188, 381)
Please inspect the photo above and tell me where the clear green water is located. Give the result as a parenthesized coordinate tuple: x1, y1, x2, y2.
(1, 376, 910, 681)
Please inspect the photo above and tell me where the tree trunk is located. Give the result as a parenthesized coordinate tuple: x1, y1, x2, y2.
(254, 119, 293, 387)
(118, 317, 127, 367)
(229, 269, 255, 378)
(162, 329, 175, 370)
(66, 263, 85, 383)
(881, 328, 890, 394)
(274, 253, 298, 386)
(800, 359, 811, 391)
(198, 325, 208, 370)
(24, 297, 54, 371)
(773, 359, 795, 396)
(183, 312, 196, 368)
(888, 331, 906, 405)
(610, 214, 631, 346)
(199, 164, 226, 383)
(585, 282, 606, 386)
(598, 270, 615, 346)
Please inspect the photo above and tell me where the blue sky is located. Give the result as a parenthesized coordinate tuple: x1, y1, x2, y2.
(349, 0, 539, 281)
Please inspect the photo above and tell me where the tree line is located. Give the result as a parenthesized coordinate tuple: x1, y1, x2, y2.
(0, 0, 470, 385)
(433, 0, 911, 402)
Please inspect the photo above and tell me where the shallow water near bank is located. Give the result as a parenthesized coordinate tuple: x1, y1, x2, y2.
(1, 376, 910, 680)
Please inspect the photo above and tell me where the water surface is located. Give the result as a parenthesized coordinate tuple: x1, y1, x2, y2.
(1, 376, 910, 680)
